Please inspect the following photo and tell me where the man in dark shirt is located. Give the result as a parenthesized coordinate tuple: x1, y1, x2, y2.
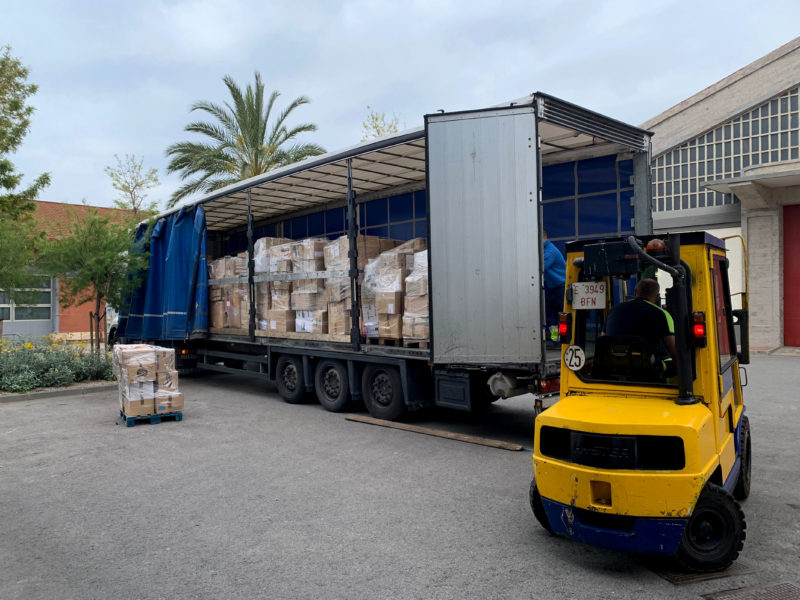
(604, 278, 677, 369)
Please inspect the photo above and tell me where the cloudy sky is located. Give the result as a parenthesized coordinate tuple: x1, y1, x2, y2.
(3, 0, 800, 210)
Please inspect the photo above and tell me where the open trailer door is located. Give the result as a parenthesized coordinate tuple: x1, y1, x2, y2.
(425, 105, 542, 366)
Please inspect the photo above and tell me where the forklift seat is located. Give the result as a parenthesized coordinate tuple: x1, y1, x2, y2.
(591, 335, 657, 382)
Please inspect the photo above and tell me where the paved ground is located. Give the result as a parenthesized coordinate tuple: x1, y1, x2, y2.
(1, 355, 798, 599)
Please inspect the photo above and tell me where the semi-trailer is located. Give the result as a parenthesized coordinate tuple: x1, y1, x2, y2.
(117, 93, 653, 420)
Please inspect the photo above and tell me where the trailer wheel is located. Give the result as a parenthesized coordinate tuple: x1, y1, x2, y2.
(275, 355, 306, 404)
(361, 364, 405, 421)
(676, 483, 745, 572)
(734, 416, 751, 501)
(529, 479, 554, 534)
(314, 359, 350, 412)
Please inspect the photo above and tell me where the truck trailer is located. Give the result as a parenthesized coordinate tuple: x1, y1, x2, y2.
(117, 93, 653, 420)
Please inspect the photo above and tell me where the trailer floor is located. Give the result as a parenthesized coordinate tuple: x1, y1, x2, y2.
(1, 355, 797, 600)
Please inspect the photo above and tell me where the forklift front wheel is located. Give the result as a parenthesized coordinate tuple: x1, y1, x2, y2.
(529, 479, 554, 534)
(676, 483, 745, 572)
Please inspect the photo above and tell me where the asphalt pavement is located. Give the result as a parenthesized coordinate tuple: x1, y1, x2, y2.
(1, 355, 798, 599)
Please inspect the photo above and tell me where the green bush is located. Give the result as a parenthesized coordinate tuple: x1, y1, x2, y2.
(0, 338, 115, 393)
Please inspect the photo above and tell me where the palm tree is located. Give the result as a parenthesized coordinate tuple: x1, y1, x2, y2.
(165, 72, 325, 207)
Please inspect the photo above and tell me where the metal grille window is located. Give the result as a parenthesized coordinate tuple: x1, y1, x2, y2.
(0, 278, 52, 321)
(653, 85, 800, 212)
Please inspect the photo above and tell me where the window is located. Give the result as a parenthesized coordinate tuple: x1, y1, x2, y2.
(712, 256, 737, 368)
(0, 278, 52, 321)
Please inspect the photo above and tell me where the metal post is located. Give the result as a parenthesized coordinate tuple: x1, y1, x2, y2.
(632, 148, 653, 236)
(247, 189, 255, 340)
(346, 159, 361, 350)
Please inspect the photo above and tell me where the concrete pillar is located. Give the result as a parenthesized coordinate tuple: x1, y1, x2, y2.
(743, 208, 782, 350)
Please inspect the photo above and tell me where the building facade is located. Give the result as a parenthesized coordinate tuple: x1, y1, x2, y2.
(0, 201, 133, 341)
(643, 37, 800, 350)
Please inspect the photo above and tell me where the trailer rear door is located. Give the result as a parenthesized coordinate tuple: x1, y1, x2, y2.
(426, 106, 541, 365)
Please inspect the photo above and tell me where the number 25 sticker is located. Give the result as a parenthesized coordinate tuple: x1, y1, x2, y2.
(564, 345, 586, 371)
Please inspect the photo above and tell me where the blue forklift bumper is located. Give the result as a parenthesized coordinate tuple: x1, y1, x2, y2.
(541, 497, 688, 555)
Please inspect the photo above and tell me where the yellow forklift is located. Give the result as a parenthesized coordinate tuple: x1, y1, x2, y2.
(530, 232, 751, 572)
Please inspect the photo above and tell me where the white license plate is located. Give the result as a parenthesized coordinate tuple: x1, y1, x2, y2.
(572, 281, 606, 310)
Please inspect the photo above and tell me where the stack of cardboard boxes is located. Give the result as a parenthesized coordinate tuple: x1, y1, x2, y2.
(366, 238, 427, 340)
(113, 344, 184, 417)
(291, 239, 327, 333)
(324, 235, 382, 335)
(403, 249, 429, 342)
(265, 241, 295, 333)
(252, 236, 291, 331)
(208, 254, 249, 330)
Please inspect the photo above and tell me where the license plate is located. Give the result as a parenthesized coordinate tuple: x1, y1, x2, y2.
(572, 281, 606, 310)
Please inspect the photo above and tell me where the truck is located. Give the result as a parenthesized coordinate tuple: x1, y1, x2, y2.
(117, 93, 654, 420)
(530, 233, 751, 571)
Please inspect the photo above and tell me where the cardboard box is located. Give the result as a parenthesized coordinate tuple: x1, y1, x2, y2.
(294, 258, 324, 273)
(405, 273, 428, 297)
(122, 396, 155, 417)
(124, 362, 156, 383)
(210, 299, 225, 328)
(375, 267, 407, 293)
(325, 277, 350, 302)
(254, 236, 291, 272)
(269, 242, 294, 272)
(403, 315, 430, 340)
(324, 235, 382, 269)
(209, 285, 223, 302)
(294, 278, 325, 293)
(404, 294, 429, 316)
(157, 369, 179, 392)
(291, 291, 323, 311)
(122, 380, 156, 401)
(378, 314, 402, 339)
(256, 292, 271, 320)
(361, 303, 378, 338)
(296, 310, 328, 334)
(376, 291, 403, 315)
(155, 391, 184, 414)
(328, 301, 352, 335)
(271, 288, 291, 311)
(266, 310, 296, 333)
(379, 239, 400, 252)
(272, 279, 292, 291)
(153, 348, 175, 372)
(292, 238, 327, 261)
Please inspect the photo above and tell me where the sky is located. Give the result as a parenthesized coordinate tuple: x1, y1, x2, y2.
(2, 0, 800, 211)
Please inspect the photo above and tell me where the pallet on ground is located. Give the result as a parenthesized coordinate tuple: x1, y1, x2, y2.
(120, 410, 183, 427)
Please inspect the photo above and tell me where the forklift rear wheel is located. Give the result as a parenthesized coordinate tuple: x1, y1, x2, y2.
(676, 483, 745, 572)
(276, 355, 307, 404)
(314, 359, 350, 412)
(361, 364, 405, 421)
(529, 479, 554, 534)
(734, 416, 751, 501)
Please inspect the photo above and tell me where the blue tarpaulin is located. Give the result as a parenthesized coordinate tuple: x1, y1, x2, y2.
(118, 206, 208, 341)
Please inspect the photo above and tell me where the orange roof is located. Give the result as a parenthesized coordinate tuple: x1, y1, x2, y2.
(33, 201, 136, 239)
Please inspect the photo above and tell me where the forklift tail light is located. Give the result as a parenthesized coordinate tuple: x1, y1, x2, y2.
(558, 313, 572, 343)
(693, 312, 707, 347)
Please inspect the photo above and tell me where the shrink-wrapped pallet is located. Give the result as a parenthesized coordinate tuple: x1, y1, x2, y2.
(113, 344, 183, 417)
(402, 249, 429, 342)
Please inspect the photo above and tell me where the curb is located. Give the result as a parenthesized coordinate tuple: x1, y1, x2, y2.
(0, 383, 118, 404)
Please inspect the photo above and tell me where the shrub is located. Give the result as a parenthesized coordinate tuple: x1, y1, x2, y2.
(1, 368, 40, 393)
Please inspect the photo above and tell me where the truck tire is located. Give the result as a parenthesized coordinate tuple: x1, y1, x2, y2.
(676, 483, 745, 572)
(361, 364, 405, 421)
(314, 359, 350, 412)
(529, 479, 554, 534)
(734, 416, 751, 501)
(275, 355, 306, 404)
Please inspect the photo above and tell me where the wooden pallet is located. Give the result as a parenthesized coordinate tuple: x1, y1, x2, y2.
(366, 337, 402, 346)
(403, 340, 429, 349)
(120, 410, 183, 427)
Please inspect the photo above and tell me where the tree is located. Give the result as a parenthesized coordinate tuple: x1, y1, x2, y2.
(43, 204, 149, 353)
(0, 45, 50, 302)
(104, 153, 160, 220)
(360, 105, 400, 142)
(165, 72, 325, 208)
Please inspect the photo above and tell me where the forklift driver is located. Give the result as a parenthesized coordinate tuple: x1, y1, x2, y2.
(604, 278, 678, 378)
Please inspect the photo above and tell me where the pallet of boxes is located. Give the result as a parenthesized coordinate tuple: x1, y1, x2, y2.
(208, 253, 251, 332)
(362, 238, 428, 346)
(113, 344, 184, 427)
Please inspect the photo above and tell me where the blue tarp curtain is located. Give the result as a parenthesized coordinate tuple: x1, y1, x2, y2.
(117, 206, 208, 341)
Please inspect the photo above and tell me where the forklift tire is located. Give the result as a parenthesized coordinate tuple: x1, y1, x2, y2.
(529, 479, 554, 534)
(676, 483, 745, 572)
(361, 364, 405, 421)
(734, 416, 751, 501)
(275, 355, 307, 404)
(314, 359, 350, 412)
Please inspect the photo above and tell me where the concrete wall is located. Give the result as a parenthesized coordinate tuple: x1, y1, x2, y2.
(743, 208, 783, 349)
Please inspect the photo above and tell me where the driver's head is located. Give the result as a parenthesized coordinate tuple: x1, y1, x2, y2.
(634, 278, 660, 303)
